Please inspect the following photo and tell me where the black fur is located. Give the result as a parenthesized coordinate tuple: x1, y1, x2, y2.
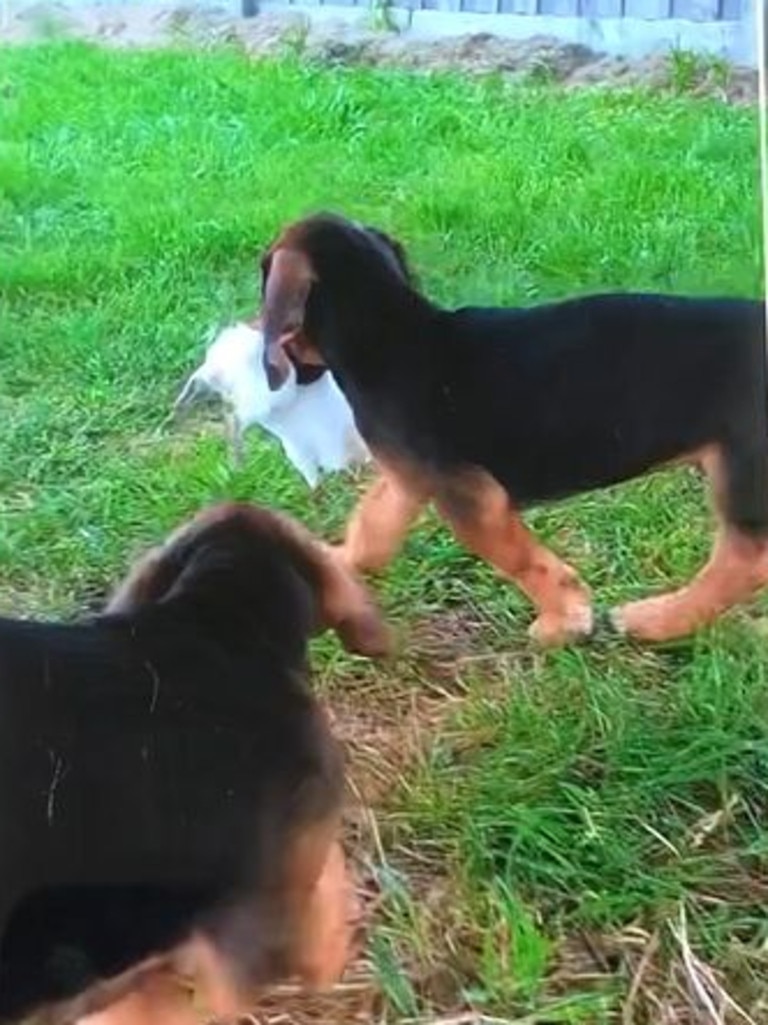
(263, 212, 767, 536)
(0, 503, 352, 1023)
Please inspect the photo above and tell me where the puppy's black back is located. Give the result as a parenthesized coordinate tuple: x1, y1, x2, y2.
(348, 293, 765, 521)
(0, 519, 341, 1019)
(266, 218, 765, 534)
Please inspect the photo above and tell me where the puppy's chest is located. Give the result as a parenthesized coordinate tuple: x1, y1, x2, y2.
(353, 387, 452, 466)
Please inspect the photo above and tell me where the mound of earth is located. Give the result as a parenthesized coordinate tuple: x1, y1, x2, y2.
(1, 2, 758, 102)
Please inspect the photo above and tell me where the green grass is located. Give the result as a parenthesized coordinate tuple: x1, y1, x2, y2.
(1, 41, 766, 1022)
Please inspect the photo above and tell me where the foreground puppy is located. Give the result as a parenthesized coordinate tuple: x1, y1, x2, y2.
(0, 502, 390, 1024)
(258, 212, 768, 646)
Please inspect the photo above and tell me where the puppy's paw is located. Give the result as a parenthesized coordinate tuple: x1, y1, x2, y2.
(609, 597, 684, 643)
(336, 609, 395, 659)
(528, 605, 594, 648)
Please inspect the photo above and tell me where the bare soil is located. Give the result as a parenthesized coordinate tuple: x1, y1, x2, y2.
(1, 2, 758, 103)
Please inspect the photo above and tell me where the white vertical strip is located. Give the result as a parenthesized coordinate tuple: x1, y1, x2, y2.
(758, 1, 767, 323)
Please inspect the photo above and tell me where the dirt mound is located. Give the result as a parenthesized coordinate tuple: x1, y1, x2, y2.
(1, 2, 758, 102)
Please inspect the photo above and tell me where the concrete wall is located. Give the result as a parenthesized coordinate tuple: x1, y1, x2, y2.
(257, 0, 758, 64)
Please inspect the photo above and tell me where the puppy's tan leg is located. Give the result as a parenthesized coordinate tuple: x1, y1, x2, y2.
(338, 469, 429, 574)
(173, 935, 244, 1021)
(284, 819, 356, 991)
(77, 973, 194, 1025)
(612, 446, 768, 642)
(611, 528, 768, 642)
(292, 839, 358, 989)
(173, 825, 355, 1012)
(435, 473, 592, 647)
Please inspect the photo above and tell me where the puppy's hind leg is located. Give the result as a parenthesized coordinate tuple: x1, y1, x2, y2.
(612, 443, 768, 642)
(435, 471, 593, 648)
(182, 823, 356, 1016)
(289, 838, 359, 991)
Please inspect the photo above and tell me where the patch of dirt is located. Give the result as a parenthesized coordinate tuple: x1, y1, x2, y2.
(245, 967, 381, 1025)
(408, 608, 491, 680)
(326, 610, 488, 807)
(1, 3, 757, 103)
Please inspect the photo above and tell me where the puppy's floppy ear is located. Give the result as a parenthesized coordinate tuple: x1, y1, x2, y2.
(314, 544, 392, 658)
(104, 547, 176, 614)
(261, 248, 317, 390)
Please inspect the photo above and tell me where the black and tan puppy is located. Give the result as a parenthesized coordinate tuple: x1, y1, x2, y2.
(0, 501, 390, 1025)
(259, 212, 768, 646)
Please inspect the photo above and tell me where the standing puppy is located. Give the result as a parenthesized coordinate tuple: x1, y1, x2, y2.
(258, 212, 768, 646)
(0, 501, 390, 1025)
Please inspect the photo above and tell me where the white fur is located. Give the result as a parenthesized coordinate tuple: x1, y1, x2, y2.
(175, 322, 370, 488)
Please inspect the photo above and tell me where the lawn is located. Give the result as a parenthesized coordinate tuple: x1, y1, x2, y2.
(1, 40, 766, 1024)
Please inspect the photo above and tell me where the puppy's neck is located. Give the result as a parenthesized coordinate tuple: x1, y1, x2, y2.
(310, 283, 436, 387)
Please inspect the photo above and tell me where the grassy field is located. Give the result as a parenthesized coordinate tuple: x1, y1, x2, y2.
(1, 41, 766, 1023)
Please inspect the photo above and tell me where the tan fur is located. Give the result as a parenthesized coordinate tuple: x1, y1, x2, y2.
(284, 829, 358, 990)
(612, 528, 768, 641)
(434, 471, 593, 646)
(612, 445, 768, 641)
(336, 467, 430, 575)
(340, 446, 768, 644)
(77, 973, 194, 1025)
(335, 464, 592, 647)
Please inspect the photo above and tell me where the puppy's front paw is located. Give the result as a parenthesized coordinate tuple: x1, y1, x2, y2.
(528, 605, 594, 648)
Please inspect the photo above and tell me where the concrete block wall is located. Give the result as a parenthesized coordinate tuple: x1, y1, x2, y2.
(259, 0, 757, 64)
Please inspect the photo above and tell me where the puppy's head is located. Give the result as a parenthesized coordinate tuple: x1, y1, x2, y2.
(105, 502, 392, 659)
(259, 214, 416, 390)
